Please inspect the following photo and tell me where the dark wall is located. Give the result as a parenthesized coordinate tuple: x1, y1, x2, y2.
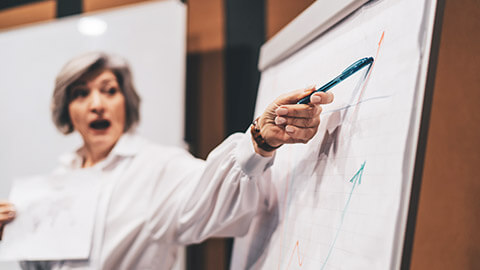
(225, 0, 265, 134)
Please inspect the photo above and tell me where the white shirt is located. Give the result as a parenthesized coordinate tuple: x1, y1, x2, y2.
(21, 132, 274, 270)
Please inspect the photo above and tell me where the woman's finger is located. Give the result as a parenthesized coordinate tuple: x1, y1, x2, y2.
(310, 91, 334, 105)
(0, 206, 15, 214)
(275, 115, 320, 128)
(0, 201, 13, 207)
(0, 208, 16, 222)
(0, 211, 15, 219)
(0, 214, 15, 223)
(275, 104, 322, 119)
(274, 86, 317, 105)
(283, 125, 319, 144)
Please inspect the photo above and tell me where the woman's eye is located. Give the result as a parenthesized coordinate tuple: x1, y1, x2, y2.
(106, 87, 118, 95)
(71, 89, 88, 100)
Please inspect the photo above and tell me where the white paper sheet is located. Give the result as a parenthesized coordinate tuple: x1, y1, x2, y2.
(0, 172, 101, 261)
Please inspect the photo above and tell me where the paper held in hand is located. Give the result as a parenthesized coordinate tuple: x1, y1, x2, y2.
(0, 172, 101, 261)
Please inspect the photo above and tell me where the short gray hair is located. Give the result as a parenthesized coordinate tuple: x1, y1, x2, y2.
(51, 52, 141, 134)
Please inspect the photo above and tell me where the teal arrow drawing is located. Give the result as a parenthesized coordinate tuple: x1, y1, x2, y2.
(321, 161, 366, 270)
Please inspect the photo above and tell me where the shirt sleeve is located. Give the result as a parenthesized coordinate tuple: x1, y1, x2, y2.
(146, 131, 275, 245)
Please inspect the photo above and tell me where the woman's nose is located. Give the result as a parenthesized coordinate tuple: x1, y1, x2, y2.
(89, 90, 105, 114)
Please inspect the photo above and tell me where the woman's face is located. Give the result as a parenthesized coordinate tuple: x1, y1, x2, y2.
(68, 69, 126, 151)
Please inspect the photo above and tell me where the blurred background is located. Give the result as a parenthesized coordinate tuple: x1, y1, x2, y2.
(0, 0, 478, 269)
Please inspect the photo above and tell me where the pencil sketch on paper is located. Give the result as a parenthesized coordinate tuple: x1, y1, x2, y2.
(0, 173, 100, 261)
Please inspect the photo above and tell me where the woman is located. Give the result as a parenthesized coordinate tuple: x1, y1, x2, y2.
(0, 52, 333, 269)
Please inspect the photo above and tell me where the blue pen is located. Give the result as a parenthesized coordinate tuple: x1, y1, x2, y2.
(297, 57, 374, 104)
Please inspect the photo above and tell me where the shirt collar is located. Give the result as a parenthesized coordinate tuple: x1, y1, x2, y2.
(58, 133, 144, 169)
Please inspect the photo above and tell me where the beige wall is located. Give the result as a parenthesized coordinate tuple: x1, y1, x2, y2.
(187, 0, 224, 52)
(83, 0, 149, 12)
(185, 0, 225, 159)
(265, 0, 314, 39)
(0, 1, 55, 30)
(410, 0, 480, 269)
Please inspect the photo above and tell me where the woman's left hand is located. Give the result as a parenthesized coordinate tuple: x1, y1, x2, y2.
(253, 86, 334, 157)
(0, 201, 16, 241)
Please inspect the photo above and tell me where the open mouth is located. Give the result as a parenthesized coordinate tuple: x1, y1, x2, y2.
(89, 119, 111, 130)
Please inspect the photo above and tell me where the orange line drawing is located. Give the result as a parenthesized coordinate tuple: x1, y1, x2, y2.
(286, 240, 305, 269)
(351, 31, 385, 120)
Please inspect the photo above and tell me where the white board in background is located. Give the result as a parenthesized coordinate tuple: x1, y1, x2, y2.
(0, 0, 186, 197)
(0, 1, 186, 269)
(232, 0, 438, 269)
(0, 0, 186, 198)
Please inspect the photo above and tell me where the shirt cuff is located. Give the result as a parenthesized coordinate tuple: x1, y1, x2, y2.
(236, 131, 275, 177)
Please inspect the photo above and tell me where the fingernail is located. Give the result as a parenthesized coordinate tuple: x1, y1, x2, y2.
(8, 212, 14, 218)
(311, 95, 321, 103)
(285, 125, 295, 133)
(305, 85, 316, 92)
(276, 107, 288, 115)
(275, 117, 286, 125)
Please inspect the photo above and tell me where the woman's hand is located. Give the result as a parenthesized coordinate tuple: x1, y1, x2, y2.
(253, 86, 334, 157)
(0, 201, 16, 240)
